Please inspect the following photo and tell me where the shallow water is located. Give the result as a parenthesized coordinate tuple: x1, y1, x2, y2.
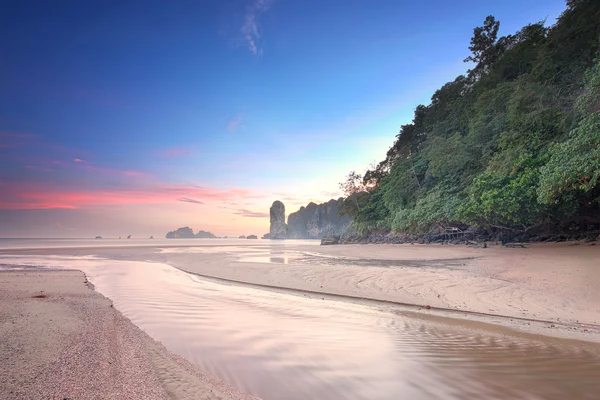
(2, 253, 600, 400)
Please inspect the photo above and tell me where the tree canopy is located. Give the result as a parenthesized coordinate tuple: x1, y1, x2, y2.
(343, 0, 600, 236)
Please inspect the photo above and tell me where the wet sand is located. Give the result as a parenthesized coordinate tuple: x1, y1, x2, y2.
(2, 240, 600, 399)
(21, 240, 595, 339)
(0, 269, 256, 400)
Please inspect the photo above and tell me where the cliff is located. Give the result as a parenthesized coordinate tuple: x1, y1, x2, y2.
(269, 201, 287, 239)
(287, 198, 351, 239)
(265, 198, 352, 239)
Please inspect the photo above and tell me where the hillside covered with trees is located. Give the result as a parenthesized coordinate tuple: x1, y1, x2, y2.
(340, 0, 600, 241)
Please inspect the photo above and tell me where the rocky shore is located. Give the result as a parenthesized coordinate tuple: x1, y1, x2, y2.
(338, 226, 600, 246)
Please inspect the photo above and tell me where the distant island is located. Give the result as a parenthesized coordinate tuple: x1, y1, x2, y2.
(166, 227, 217, 239)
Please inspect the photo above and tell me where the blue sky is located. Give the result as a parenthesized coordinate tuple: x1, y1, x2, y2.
(0, 0, 567, 237)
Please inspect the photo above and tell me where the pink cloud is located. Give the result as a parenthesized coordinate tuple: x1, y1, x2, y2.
(24, 165, 54, 173)
(73, 158, 86, 163)
(75, 163, 153, 180)
(227, 115, 243, 131)
(320, 191, 342, 198)
(177, 197, 204, 205)
(0, 180, 266, 210)
(157, 146, 192, 158)
(234, 209, 269, 218)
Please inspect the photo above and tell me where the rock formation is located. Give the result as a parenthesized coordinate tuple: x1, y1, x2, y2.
(166, 227, 216, 239)
(195, 230, 217, 238)
(266, 198, 352, 240)
(287, 198, 351, 239)
(269, 200, 287, 239)
(246, 235, 258, 239)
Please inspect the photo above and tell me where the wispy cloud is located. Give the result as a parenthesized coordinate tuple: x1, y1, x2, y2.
(241, 0, 274, 56)
(320, 191, 342, 199)
(177, 197, 204, 205)
(234, 209, 269, 218)
(157, 146, 192, 159)
(24, 165, 54, 173)
(227, 115, 243, 131)
(73, 158, 86, 163)
(0, 179, 267, 210)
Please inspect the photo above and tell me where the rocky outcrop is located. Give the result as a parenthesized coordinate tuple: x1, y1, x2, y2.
(287, 198, 351, 239)
(269, 201, 287, 239)
(196, 230, 217, 238)
(247, 235, 258, 239)
(320, 236, 340, 245)
(266, 198, 352, 240)
(166, 227, 216, 239)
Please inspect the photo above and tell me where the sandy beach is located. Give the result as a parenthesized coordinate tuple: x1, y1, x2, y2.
(3, 240, 599, 340)
(2, 240, 600, 399)
(149, 241, 600, 338)
(0, 269, 256, 400)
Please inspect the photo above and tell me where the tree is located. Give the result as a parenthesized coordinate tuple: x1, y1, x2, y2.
(464, 16, 513, 80)
(538, 60, 600, 205)
(341, 1, 600, 236)
(339, 171, 366, 196)
(338, 171, 370, 218)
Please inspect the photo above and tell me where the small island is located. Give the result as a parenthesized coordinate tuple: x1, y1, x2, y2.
(166, 226, 217, 239)
(246, 235, 258, 239)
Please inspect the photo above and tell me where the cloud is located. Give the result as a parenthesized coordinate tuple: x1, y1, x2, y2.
(234, 209, 269, 218)
(0, 180, 266, 210)
(24, 165, 54, 173)
(177, 197, 204, 205)
(320, 191, 343, 199)
(241, 0, 274, 55)
(227, 115, 243, 131)
(73, 158, 86, 163)
(157, 147, 192, 158)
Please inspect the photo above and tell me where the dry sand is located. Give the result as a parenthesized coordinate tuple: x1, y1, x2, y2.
(0, 269, 257, 400)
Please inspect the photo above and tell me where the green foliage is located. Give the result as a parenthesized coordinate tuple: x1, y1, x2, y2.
(342, 1, 600, 234)
(338, 191, 371, 218)
(424, 133, 475, 180)
(538, 59, 600, 205)
(352, 189, 391, 233)
(538, 113, 600, 204)
(459, 164, 544, 227)
(391, 184, 463, 233)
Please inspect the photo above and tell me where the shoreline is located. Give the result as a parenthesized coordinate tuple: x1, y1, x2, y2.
(154, 241, 600, 341)
(2, 240, 599, 346)
(175, 264, 600, 343)
(0, 269, 257, 400)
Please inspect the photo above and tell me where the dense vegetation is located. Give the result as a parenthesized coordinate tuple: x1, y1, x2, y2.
(340, 0, 600, 239)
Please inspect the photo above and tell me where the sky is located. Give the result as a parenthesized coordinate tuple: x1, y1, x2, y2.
(0, 0, 567, 238)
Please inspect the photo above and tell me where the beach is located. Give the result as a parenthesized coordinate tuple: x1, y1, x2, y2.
(15, 239, 596, 337)
(1, 239, 600, 399)
(0, 269, 256, 400)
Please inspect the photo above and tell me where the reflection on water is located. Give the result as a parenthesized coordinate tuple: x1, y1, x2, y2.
(3, 254, 600, 400)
